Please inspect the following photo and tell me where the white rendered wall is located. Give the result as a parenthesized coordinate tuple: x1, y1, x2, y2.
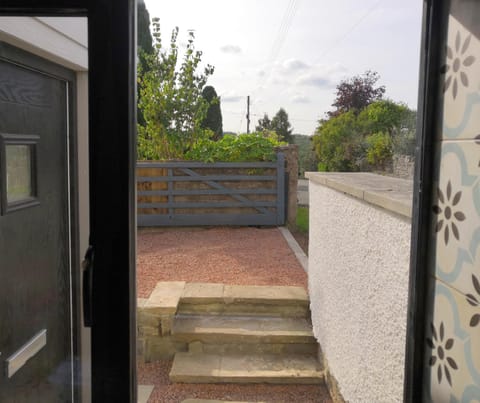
(308, 182, 411, 403)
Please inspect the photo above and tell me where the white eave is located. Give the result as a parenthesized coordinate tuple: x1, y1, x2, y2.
(0, 16, 88, 71)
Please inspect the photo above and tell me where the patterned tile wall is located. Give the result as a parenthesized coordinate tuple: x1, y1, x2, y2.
(423, 3, 480, 401)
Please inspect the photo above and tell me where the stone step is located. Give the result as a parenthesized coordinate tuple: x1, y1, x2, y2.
(172, 315, 317, 354)
(138, 282, 314, 363)
(178, 283, 310, 318)
(170, 352, 324, 385)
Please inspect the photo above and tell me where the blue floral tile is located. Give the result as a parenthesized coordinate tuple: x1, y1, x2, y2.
(442, 15, 480, 141)
(432, 141, 480, 296)
(424, 281, 480, 402)
(425, 4, 480, 401)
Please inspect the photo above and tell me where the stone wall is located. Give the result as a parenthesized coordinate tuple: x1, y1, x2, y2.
(392, 154, 415, 179)
(137, 282, 188, 362)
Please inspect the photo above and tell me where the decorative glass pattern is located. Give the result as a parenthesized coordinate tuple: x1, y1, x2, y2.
(0, 133, 39, 214)
(6, 144, 33, 203)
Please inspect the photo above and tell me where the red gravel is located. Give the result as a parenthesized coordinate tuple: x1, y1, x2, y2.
(137, 360, 332, 403)
(136, 227, 308, 298)
(136, 227, 328, 402)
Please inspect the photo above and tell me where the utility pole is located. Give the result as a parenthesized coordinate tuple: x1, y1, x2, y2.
(246, 95, 250, 133)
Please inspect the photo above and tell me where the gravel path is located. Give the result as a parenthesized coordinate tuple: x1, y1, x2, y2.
(137, 227, 308, 298)
(138, 360, 332, 403)
(137, 227, 328, 402)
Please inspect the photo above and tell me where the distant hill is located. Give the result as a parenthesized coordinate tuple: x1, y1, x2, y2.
(292, 134, 318, 177)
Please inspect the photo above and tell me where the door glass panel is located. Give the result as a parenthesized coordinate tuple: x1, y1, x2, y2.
(6, 144, 33, 203)
(136, 2, 421, 402)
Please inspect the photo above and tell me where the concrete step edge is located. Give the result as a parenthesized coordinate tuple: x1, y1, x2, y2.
(170, 352, 324, 385)
(173, 330, 316, 342)
(172, 316, 315, 343)
(177, 304, 310, 318)
(179, 297, 310, 306)
(180, 283, 309, 305)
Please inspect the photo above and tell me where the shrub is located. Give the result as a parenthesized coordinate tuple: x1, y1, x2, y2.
(312, 110, 364, 172)
(365, 131, 392, 168)
(392, 129, 416, 157)
(292, 134, 318, 177)
(184, 132, 285, 162)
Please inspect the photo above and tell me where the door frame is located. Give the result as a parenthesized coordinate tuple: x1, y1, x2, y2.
(2, 1, 450, 402)
(403, 1, 450, 401)
(0, 1, 137, 402)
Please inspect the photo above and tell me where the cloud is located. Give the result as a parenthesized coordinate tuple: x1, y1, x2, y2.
(327, 62, 348, 74)
(220, 44, 242, 54)
(270, 76, 289, 85)
(272, 59, 346, 86)
(296, 73, 332, 88)
(292, 94, 311, 104)
(281, 58, 309, 73)
(222, 95, 243, 103)
(255, 59, 311, 83)
(221, 92, 243, 103)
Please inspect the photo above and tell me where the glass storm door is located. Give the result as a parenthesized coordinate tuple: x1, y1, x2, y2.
(0, 47, 77, 401)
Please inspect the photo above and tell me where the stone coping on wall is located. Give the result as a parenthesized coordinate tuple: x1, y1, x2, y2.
(305, 172, 413, 219)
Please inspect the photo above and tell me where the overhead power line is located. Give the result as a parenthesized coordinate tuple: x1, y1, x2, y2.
(313, 0, 385, 63)
(224, 107, 318, 124)
(251, 0, 384, 111)
(251, 0, 301, 107)
(266, 0, 299, 66)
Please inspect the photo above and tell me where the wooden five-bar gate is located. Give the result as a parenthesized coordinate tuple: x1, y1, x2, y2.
(137, 153, 285, 226)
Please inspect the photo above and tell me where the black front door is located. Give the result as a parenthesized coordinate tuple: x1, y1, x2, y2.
(0, 44, 77, 402)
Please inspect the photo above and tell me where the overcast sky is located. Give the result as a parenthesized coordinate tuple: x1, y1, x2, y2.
(143, 0, 423, 135)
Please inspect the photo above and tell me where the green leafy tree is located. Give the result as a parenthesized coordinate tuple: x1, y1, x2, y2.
(138, 20, 215, 159)
(392, 128, 416, 157)
(201, 86, 223, 141)
(292, 134, 318, 177)
(256, 113, 272, 132)
(271, 108, 293, 143)
(137, 0, 153, 58)
(365, 131, 393, 168)
(312, 111, 364, 171)
(328, 70, 385, 117)
(313, 80, 417, 171)
(391, 107, 417, 157)
(357, 100, 412, 135)
(137, 0, 154, 126)
(358, 100, 417, 159)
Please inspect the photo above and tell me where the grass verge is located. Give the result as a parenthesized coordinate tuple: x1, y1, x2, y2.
(296, 206, 309, 233)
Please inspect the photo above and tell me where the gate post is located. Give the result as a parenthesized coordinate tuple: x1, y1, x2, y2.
(276, 145, 298, 228)
(276, 152, 286, 225)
